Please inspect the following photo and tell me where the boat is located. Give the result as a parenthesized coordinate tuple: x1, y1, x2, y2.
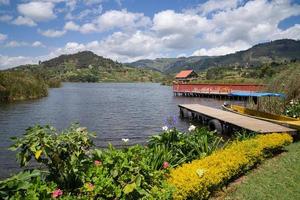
(222, 92, 300, 130)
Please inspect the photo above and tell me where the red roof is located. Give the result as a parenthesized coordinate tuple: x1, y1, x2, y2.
(175, 70, 194, 78)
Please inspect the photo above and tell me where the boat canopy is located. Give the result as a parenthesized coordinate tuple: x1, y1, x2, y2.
(229, 91, 285, 98)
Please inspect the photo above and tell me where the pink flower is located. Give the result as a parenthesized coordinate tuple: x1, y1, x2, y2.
(94, 160, 102, 166)
(163, 161, 169, 169)
(52, 189, 63, 198)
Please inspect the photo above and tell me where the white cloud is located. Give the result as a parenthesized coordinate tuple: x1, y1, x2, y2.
(83, 0, 103, 6)
(64, 21, 80, 31)
(17, 2, 56, 22)
(80, 23, 97, 33)
(0, 55, 37, 69)
(12, 16, 37, 27)
(0, 33, 7, 41)
(32, 41, 45, 47)
(38, 29, 66, 37)
(0, 0, 9, 5)
(74, 9, 151, 33)
(50, 30, 163, 62)
(4, 40, 45, 48)
(192, 40, 250, 56)
(0, 15, 12, 22)
(192, 0, 239, 15)
(95, 9, 151, 31)
(153, 10, 210, 36)
(5, 40, 28, 48)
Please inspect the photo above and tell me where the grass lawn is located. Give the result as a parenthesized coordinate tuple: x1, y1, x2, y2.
(212, 141, 300, 200)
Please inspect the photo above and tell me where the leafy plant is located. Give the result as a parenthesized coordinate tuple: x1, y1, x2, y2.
(10, 124, 95, 190)
(83, 144, 173, 199)
(148, 127, 224, 164)
(0, 170, 56, 200)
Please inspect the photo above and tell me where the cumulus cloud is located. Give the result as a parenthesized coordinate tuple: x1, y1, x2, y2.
(32, 41, 45, 47)
(17, 2, 56, 22)
(12, 16, 37, 27)
(192, 40, 250, 56)
(0, 55, 36, 69)
(49, 31, 163, 62)
(95, 9, 151, 32)
(68, 9, 151, 34)
(64, 21, 80, 31)
(38, 29, 67, 37)
(192, 0, 239, 15)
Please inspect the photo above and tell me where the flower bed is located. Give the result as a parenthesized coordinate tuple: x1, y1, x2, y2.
(167, 133, 293, 200)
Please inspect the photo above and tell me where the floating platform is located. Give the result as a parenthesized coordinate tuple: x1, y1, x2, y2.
(179, 104, 296, 134)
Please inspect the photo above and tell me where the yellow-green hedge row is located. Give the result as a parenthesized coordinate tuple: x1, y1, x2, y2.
(167, 133, 293, 200)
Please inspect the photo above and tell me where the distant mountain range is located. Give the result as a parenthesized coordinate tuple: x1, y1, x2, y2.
(128, 39, 300, 73)
(6, 39, 300, 80)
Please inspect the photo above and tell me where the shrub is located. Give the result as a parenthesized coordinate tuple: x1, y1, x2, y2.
(80, 144, 174, 199)
(167, 133, 293, 200)
(284, 99, 300, 118)
(10, 124, 94, 190)
(0, 71, 48, 102)
(0, 170, 57, 200)
(148, 127, 224, 166)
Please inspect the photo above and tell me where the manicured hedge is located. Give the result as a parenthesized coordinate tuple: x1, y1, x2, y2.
(167, 133, 293, 200)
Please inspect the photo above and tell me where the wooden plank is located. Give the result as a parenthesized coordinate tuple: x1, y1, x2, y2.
(179, 104, 296, 133)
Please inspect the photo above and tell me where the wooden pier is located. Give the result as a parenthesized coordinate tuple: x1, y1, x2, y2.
(179, 104, 296, 134)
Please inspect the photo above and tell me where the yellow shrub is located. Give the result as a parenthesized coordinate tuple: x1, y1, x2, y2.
(167, 133, 293, 200)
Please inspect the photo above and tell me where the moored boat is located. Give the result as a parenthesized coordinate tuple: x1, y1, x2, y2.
(222, 104, 300, 130)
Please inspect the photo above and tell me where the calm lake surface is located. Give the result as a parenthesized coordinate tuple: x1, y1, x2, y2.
(0, 83, 237, 178)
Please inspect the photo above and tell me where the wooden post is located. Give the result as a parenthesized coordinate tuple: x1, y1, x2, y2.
(180, 108, 184, 118)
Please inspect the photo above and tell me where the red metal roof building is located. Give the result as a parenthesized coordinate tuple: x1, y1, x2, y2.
(175, 70, 198, 82)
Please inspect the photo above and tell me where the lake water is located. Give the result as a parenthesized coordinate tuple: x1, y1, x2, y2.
(0, 83, 234, 178)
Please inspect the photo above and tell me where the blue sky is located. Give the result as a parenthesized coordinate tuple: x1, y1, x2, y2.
(0, 0, 300, 69)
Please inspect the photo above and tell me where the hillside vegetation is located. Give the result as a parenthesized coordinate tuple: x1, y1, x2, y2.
(11, 51, 163, 83)
(129, 39, 300, 74)
(0, 71, 48, 102)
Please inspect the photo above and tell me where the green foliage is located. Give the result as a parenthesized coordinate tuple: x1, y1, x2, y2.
(148, 127, 224, 165)
(10, 124, 94, 190)
(285, 100, 300, 118)
(10, 51, 164, 83)
(257, 62, 300, 114)
(0, 170, 57, 200)
(3, 124, 228, 199)
(0, 71, 48, 102)
(81, 145, 173, 199)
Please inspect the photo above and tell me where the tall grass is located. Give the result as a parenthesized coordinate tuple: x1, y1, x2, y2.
(0, 71, 48, 102)
(259, 63, 300, 114)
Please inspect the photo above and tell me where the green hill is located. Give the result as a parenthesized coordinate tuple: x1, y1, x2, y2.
(128, 39, 300, 74)
(9, 51, 163, 83)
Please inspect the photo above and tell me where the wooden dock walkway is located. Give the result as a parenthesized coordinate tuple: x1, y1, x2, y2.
(179, 104, 296, 134)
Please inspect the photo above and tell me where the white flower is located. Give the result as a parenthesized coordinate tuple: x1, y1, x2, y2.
(162, 126, 168, 131)
(188, 125, 196, 132)
(76, 127, 87, 132)
(290, 100, 294, 105)
(293, 115, 296, 118)
(122, 138, 129, 143)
